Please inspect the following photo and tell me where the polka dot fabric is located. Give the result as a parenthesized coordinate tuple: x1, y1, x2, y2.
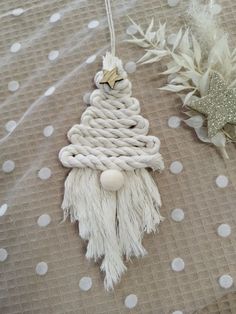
(0, 0, 236, 313)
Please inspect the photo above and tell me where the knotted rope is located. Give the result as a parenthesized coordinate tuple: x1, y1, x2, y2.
(59, 53, 164, 171)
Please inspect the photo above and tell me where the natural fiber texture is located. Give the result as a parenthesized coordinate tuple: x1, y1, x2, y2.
(61, 167, 163, 290)
(59, 52, 164, 290)
(59, 52, 163, 171)
(1, 0, 236, 313)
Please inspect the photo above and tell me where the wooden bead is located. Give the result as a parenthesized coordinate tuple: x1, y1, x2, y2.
(100, 169, 124, 191)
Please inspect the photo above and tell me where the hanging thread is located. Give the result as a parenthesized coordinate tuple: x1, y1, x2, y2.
(105, 0, 116, 56)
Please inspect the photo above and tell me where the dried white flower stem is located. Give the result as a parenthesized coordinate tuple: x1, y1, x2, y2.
(127, 0, 235, 158)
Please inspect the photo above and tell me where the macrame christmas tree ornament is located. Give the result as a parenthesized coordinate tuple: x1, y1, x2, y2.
(59, 0, 164, 290)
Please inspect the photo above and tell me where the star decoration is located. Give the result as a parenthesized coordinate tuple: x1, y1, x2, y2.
(100, 67, 123, 89)
(188, 72, 236, 138)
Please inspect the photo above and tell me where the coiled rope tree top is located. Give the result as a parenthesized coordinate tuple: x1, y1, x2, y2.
(59, 52, 164, 172)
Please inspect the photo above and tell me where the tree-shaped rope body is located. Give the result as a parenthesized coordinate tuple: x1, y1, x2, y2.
(59, 52, 164, 290)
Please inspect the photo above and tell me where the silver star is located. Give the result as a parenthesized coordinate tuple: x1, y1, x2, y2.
(188, 72, 236, 138)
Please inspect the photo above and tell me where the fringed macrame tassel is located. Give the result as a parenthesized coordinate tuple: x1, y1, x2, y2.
(117, 169, 163, 259)
(61, 167, 163, 290)
(62, 168, 126, 290)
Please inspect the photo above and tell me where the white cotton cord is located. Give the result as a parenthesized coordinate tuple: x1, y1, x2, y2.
(59, 51, 165, 289)
(117, 169, 163, 259)
(59, 13, 164, 289)
(105, 0, 116, 56)
(59, 53, 164, 172)
(62, 167, 127, 290)
(61, 167, 163, 290)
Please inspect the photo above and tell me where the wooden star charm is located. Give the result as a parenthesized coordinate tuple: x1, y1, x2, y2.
(188, 72, 236, 138)
(100, 67, 123, 89)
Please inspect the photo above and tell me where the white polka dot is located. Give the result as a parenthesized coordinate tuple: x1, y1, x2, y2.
(124, 294, 138, 309)
(217, 224, 231, 238)
(38, 167, 52, 180)
(126, 24, 138, 35)
(170, 161, 183, 174)
(5, 120, 17, 132)
(168, 116, 181, 128)
(216, 175, 229, 188)
(167, 0, 180, 7)
(11, 8, 25, 16)
(44, 86, 55, 96)
(86, 55, 96, 64)
(171, 257, 185, 272)
(8, 80, 20, 92)
(0, 204, 8, 217)
(212, 4, 222, 15)
(35, 262, 48, 276)
(0, 248, 8, 262)
(167, 33, 177, 45)
(88, 20, 99, 29)
(37, 214, 51, 227)
(10, 42, 21, 53)
(219, 275, 233, 289)
(172, 311, 183, 314)
(124, 61, 137, 74)
(2, 160, 15, 173)
(48, 50, 59, 61)
(43, 125, 54, 137)
(79, 276, 92, 291)
(50, 13, 61, 23)
(171, 208, 185, 222)
(83, 92, 91, 105)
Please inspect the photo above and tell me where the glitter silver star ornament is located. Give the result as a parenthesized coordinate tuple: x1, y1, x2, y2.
(188, 72, 236, 138)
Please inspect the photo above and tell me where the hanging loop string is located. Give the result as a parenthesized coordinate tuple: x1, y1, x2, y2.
(105, 0, 116, 56)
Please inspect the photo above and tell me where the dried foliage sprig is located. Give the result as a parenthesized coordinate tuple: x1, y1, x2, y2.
(127, 0, 236, 159)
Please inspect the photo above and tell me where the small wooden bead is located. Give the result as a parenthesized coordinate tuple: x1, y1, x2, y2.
(100, 169, 124, 191)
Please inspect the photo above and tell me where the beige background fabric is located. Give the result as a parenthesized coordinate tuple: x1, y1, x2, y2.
(1, 0, 236, 313)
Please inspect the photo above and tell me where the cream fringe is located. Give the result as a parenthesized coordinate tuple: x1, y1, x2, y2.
(62, 168, 163, 290)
